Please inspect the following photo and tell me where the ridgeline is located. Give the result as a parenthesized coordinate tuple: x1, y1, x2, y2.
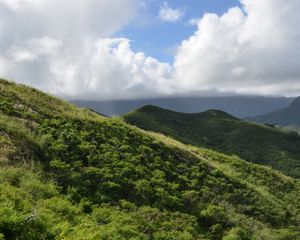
(0, 79, 299, 239)
(124, 105, 300, 178)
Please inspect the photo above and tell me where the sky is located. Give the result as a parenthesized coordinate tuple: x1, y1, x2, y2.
(0, 0, 300, 100)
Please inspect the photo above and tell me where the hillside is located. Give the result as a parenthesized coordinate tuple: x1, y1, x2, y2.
(124, 105, 300, 178)
(247, 97, 300, 127)
(1, 79, 300, 239)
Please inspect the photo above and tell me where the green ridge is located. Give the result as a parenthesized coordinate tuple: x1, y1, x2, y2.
(1, 79, 300, 239)
(124, 105, 300, 178)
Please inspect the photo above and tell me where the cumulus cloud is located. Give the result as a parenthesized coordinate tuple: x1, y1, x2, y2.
(173, 0, 300, 96)
(0, 0, 174, 99)
(159, 2, 184, 22)
(1, 0, 300, 99)
(48, 38, 172, 99)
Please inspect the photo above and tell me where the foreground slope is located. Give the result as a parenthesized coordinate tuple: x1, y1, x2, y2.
(248, 97, 300, 127)
(124, 105, 300, 178)
(1, 79, 300, 239)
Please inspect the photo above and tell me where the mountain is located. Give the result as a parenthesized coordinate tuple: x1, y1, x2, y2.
(1, 79, 300, 239)
(247, 97, 300, 127)
(124, 105, 300, 178)
(72, 96, 292, 118)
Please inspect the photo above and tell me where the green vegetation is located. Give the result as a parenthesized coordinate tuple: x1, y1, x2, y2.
(124, 105, 300, 178)
(1, 79, 300, 239)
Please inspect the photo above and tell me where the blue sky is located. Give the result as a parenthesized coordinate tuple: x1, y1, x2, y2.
(119, 0, 241, 62)
(1, 0, 300, 99)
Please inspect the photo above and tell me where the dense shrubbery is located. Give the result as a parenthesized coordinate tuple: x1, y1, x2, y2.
(37, 117, 297, 224)
(0, 79, 300, 239)
(124, 105, 300, 178)
(0, 167, 204, 240)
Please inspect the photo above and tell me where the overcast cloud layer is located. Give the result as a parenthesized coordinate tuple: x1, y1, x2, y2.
(0, 0, 300, 99)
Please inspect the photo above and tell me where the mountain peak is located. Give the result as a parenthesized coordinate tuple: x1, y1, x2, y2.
(248, 96, 300, 127)
(288, 96, 300, 110)
(137, 105, 164, 112)
(137, 105, 236, 118)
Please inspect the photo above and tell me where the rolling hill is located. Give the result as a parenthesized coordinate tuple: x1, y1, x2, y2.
(1, 79, 300, 239)
(72, 96, 292, 118)
(247, 97, 300, 127)
(124, 105, 300, 178)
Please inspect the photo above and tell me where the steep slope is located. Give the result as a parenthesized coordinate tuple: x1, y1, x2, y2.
(1, 79, 300, 239)
(124, 105, 300, 178)
(248, 96, 300, 127)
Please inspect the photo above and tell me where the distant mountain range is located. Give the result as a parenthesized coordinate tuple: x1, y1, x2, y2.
(123, 105, 300, 178)
(72, 96, 293, 118)
(247, 97, 300, 127)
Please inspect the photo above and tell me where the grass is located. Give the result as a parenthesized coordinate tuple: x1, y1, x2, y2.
(1, 78, 300, 239)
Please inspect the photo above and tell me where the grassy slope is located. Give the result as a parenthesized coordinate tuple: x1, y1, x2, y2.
(123, 105, 300, 178)
(1, 79, 300, 239)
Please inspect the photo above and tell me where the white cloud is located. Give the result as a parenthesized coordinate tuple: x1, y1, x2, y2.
(0, 0, 138, 40)
(0, 0, 173, 99)
(48, 38, 172, 100)
(173, 0, 300, 96)
(159, 2, 184, 22)
(0, 56, 11, 75)
(1, 0, 300, 99)
(0, 0, 42, 10)
(8, 37, 62, 62)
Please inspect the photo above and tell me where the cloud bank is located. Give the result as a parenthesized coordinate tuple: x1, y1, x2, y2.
(0, 0, 300, 99)
(173, 0, 300, 96)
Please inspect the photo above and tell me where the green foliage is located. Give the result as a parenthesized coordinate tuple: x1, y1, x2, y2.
(222, 227, 251, 240)
(0, 166, 201, 240)
(124, 105, 300, 178)
(1, 79, 300, 239)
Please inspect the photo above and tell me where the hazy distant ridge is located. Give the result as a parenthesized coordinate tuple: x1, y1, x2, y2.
(72, 96, 293, 118)
(248, 97, 300, 127)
